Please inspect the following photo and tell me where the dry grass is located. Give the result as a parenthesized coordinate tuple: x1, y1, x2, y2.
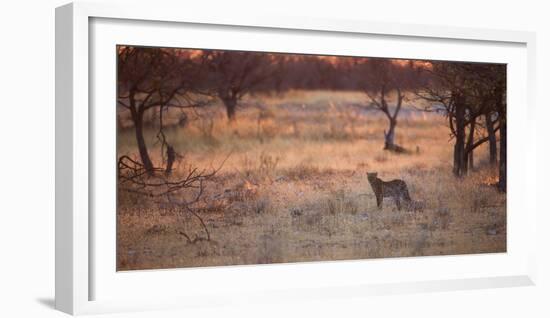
(117, 90, 505, 271)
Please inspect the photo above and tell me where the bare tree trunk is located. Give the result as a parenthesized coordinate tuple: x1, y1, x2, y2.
(165, 145, 176, 176)
(466, 117, 476, 172)
(453, 96, 467, 177)
(453, 129, 466, 177)
(221, 96, 238, 121)
(131, 109, 155, 175)
(498, 116, 507, 192)
(384, 118, 397, 149)
(486, 114, 497, 165)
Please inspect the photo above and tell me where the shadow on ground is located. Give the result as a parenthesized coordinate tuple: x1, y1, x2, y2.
(36, 297, 55, 309)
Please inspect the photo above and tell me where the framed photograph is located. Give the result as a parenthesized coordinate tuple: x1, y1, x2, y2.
(56, 2, 537, 315)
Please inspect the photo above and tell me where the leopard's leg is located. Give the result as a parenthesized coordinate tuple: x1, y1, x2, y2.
(376, 195, 382, 208)
(395, 197, 401, 210)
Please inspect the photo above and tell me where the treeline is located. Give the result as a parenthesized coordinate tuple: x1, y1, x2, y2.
(117, 46, 506, 191)
(117, 47, 430, 119)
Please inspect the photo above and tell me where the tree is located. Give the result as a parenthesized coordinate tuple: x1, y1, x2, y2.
(117, 47, 230, 243)
(117, 47, 207, 174)
(359, 59, 414, 151)
(205, 51, 279, 121)
(416, 62, 506, 181)
(493, 70, 507, 192)
(484, 112, 498, 165)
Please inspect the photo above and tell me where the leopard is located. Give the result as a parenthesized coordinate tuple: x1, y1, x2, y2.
(367, 172, 412, 210)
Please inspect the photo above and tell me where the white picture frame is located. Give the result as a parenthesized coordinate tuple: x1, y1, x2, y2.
(55, 1, 537, 315)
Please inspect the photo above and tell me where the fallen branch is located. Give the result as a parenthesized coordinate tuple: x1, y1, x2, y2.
(118, 152, 231, 243)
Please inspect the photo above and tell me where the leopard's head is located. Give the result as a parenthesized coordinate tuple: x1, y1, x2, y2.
(367, 172, 378, 180)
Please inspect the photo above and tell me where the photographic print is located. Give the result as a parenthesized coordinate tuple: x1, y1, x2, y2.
(116, 46, 506, 271)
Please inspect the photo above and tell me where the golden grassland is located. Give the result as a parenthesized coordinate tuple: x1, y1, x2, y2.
(117, 90, 506, 270)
